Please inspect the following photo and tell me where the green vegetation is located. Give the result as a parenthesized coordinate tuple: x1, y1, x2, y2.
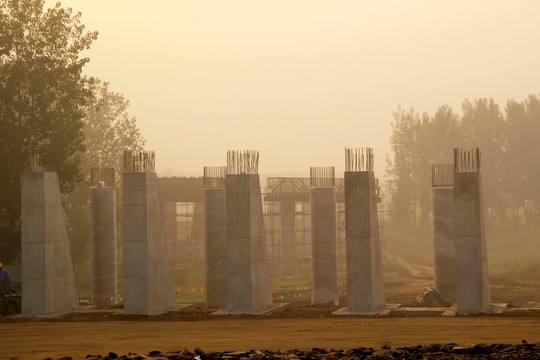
(0, 0, 145, 266)
(386, 96, 540, 262)
(0, 0, 97, 262)
(490, 258, 540, 281)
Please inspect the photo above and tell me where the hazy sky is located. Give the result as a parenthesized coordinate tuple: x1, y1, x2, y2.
(46, 1, 540, 177)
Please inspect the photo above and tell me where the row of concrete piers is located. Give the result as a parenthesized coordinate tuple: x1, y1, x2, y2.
(19, 147, 489, 316)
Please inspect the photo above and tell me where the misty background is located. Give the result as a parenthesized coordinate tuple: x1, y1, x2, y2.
(2, 1, 540, 296)
(45, 0, 540, 176)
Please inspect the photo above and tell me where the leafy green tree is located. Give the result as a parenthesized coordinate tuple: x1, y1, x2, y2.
(64, 79, 145, 265)
(386, 95, 540, 261)
(504, 94, 540, 226)
(0, 0, 97, 263)
(460, 98, 507, 222)
(386, 107, 426, 225)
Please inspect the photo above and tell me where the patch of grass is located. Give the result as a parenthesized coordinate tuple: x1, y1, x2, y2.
(383, 274, 409, 288)
(490, 258, 540, 280)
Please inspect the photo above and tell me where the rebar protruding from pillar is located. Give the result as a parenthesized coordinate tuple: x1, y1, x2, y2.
(345, 147, 374, 172)
(123, 150, 155, 173)
(454, 148, 481, 173)
(29, 154, 44, 172)
(310, 166, 335, 188)
(204, 166, 227, 188)
(227, 150, 259, 175)
(91, 167, 115, 188)
(431, 164, 454, 187)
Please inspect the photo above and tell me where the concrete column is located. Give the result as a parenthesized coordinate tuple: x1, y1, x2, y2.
(344, 171, 385, 313)
(280, 201, 297, 277)
(432, 187, 456, 303)
(90, 187, 117, 304)
(454, 171, 491, 313)
(123, 172, 174, 314)
(310, 187, 338, 305)
(21, 172, 78, 316)
(226, 174, 272, 313)
(162, 202, 178, 269)
(204, 188, 228, 307)
(192, 202, 205, 260)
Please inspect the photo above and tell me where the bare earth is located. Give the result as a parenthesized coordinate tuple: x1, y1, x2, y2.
(4, 262, 540, 360)
(3, 316, 540, 359)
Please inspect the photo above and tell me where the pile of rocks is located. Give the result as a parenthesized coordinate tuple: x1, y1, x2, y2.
(74, 341, 540, 360)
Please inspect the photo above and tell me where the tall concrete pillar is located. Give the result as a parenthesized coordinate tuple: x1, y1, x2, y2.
(21, 171, 78, 316)
(192, 202, 205, 260)
(90, 167, 117, 304)
(280, 201, 297, 277)
(203, 166, 228, 307)
(163, 202, 178, 269)
(226, 150, 272, 313)
(122, 151, 174, 314)
(431, 164, 457, 303)
(310, 166, 338, 305)
(344, 148, 385, 313)
(453, 148, 490, 313)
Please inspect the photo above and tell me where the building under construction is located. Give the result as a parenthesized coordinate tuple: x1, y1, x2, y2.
(157, 176, 386, 277)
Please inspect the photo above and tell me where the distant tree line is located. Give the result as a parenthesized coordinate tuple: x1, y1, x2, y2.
(386, 95, 540, 239)
(0, 0, 144, 264)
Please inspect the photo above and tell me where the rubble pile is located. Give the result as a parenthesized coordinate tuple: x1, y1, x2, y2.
(63, 341, 540, 360)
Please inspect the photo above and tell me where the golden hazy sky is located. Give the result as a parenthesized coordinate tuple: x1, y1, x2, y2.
(46, 1, 540, 177)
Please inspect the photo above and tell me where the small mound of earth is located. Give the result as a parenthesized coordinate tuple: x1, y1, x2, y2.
(401, 287, 452, 307)
(77, 341, 540, 360)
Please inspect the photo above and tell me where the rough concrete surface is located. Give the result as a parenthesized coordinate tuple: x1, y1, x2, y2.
(344, 171, 385, 313)
(310, 187, 338, 305)
(123, 172, 174, 314)
(21, 171, 78, 316)
(226, 174, 272, 313)
(431, 186, 457, 303)
(204, 188, 228, 307)
(454, 172, 490, 313)
(90, 187, 117, 304)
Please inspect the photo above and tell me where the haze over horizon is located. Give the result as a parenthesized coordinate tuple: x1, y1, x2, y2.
(47, 0, 540, 177)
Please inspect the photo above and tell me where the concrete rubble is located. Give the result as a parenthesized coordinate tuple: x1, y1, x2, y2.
(76, 342, 540, 360)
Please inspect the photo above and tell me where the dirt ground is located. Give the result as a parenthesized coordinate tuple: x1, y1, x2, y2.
(4, 260, 540, 360)
(3, 317, 540, 359)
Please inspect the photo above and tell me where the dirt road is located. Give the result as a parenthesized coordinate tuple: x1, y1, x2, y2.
(3, 317, 540, 360)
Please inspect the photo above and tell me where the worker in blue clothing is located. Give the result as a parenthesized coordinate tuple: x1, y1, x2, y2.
(0, 262, 10, 288)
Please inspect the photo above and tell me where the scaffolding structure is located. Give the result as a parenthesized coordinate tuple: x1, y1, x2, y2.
(159, 176, 385, 277)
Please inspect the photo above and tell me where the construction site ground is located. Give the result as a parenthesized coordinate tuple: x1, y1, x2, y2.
(3, 259, 540, 359)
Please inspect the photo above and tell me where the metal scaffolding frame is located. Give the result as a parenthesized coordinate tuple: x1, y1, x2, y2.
(158, 176, 385, 277)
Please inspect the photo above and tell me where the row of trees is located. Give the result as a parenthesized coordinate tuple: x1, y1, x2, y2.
(0, 0, 145, 263)
(386, 95, 540, 246)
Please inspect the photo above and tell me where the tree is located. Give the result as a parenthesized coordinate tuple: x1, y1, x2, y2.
(64, 79, 145, 265)
(0, 0, 97, 263)
(386, 95, 540, 261)
(460, 98, 507, 222)
(386, 106, 425, 225)
(504, 94, 540, 226)
(82, 79, 146, 172)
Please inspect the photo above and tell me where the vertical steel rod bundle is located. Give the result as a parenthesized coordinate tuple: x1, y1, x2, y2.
(345, 147, 374, 172)
(123, 150, 155, 173)
(453, 148, 481, 173)
(226, 150, 259, 175)
(29, 154, 43, 172)
(431, 164, 454, 187)
(91, 167, 115, 188)
(310, 166, 335, 188)
(203, 166, 227, 188)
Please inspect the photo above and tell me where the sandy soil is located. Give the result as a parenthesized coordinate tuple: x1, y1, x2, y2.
(4, 259, 540, 359)
(3, 317, 540, 359)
